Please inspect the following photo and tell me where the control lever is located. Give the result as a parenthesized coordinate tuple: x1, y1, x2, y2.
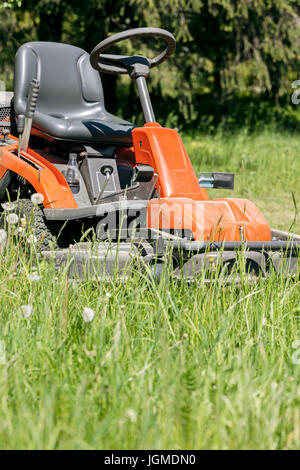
(18, 79, 40, 155)
(95, 166, 113, 204)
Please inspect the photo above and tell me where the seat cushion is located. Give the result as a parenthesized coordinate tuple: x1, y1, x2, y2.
(33, 110, 134, 145)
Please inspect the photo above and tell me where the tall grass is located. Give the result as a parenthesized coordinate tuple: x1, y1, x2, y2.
(0, 129, 299, 449)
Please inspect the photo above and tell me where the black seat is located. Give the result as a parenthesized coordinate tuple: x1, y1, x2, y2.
(14, 42, 134, 146)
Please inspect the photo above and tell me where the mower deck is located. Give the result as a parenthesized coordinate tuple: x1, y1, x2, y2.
(41, 228, 300, 281)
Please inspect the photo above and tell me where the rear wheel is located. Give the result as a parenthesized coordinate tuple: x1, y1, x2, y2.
(0, 198, 57, 250)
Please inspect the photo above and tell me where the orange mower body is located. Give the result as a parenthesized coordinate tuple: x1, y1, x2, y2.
(0, 124, 271, 243)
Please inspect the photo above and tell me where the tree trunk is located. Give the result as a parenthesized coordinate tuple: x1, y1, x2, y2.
(268, 61, 281, 104)
(37, 9, 63, 42)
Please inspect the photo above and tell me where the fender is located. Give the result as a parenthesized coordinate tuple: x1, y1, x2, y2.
(147, 197, 271, 242)
(0, 138, 77, 209)
(132, 124, 271, 242)
(132, 123, 209, 200)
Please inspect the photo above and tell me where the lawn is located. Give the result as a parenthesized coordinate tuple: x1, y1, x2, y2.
(0, 128, 299, 450)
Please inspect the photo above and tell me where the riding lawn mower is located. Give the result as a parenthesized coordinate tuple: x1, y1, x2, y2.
(0, 27, 299, 280)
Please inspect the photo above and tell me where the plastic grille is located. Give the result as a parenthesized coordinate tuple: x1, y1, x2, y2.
(0, 106, 10, 132)
(0, 106, 10, 121)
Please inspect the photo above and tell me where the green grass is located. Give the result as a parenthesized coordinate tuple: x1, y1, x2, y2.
(0, 128, 299, 450)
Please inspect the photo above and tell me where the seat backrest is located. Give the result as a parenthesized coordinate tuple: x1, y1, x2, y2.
(14, 42, 106, 119)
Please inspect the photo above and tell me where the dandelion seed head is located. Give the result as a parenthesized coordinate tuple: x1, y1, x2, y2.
(106, 292, 112, 299)
(20, 304, 33, 318)
(1, 202, 15, 211)
(82, 307, 95, 323)
(28, 234, 37, 244)
(14, 226, 25, 236)
(31, 193, 44, 205)
(125, 408, 137, 423)
(28, 272, 41, 282)
(6, 213, 19, 225)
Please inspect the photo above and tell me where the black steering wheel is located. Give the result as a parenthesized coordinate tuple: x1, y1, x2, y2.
(90, 27, 176, 76)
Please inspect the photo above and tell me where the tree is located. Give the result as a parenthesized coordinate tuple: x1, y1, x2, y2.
(1, 0, 300, 127)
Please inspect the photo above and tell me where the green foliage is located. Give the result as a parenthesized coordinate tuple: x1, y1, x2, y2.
(1, 1, 300, 126)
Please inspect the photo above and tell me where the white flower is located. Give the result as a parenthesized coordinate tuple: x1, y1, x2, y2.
(14, 227, 25, 236)
(125, 409, 137, 423)
(20, 305, 33, 318)
(1, 202, 15, 211)
(0, 229, 7, 247)
(27, 272, 41, 282)
(27, 234, 37, 244)
(31, 193, 44, 205)
(82, 307, 95, 323)
(6, 213, 19, 225)
(106, 292, 112, 299)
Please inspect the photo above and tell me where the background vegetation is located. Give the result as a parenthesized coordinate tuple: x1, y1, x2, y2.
(1, 0, 300, 130)
(0, 1, 299, 450)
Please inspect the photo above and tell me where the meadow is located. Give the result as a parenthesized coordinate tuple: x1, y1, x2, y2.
(0, 128, 299, 450)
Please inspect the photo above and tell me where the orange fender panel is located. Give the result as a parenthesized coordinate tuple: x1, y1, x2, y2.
(215, 198, 271, 241)
(147, 197, 271, 242)
(0, 142, 77, 209)
(132, 124, 209, 201)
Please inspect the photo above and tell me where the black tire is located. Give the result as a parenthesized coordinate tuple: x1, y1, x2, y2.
(0, 199, 57, 250)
